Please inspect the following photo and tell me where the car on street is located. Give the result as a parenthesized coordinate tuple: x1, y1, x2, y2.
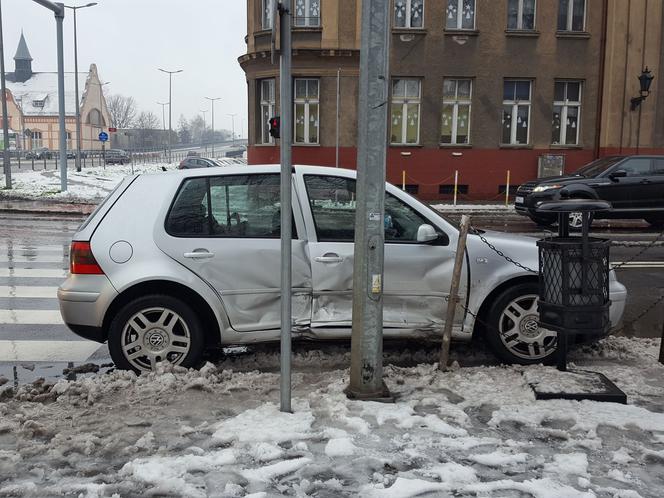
(25, 147, 52, 160)
(186, 150, 200, 158)
(178, 157, 221, 169)
(104, 149, 130, 165)
(225, 146, 246, 158)
(58, 165, 627, 373)
(515, 155, 664, 228)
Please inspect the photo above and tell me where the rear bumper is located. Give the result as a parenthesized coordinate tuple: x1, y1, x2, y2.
(609, 276, 627, 329)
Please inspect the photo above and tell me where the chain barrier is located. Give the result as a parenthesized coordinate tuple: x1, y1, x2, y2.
(404, 171, 455, 187)
(471, 227, 538, 274)
(611, 227, 664, 270)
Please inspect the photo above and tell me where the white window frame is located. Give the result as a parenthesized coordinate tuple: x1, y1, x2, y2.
(293, 0, 321, 27)
(508, 0, 536, 30)
(446, 0, 476, 30)
(394, 0, 425, 29)
(502, 80, 532, 145)
(259, 79, 276, 145)
(441, 78, 472, 145)
(294, 78, 319, 145)
(31, 131, 43, 149)
(391, 78, 422, 145)
(559, 0, 586, 32)
(262, 0, 273, 30)
(552, 81, 582, 145)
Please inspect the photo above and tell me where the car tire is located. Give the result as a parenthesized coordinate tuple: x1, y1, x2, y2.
(645, 216, 664, 228)
(108, 294, 205, 373)
(485, 282, 558, 365)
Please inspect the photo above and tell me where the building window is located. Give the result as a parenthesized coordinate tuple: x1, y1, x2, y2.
(502, 80, 532, 145)
(294, 78, 319, 144)
(446, 0, 475, 30)
(395, 0, 424, 29)
(441, 78, 472, 145)
(259, 79, 276, 145)
(88, 108, 104, 127)
(391, 79, 421, 145)
(32, 99, 45, 108)
(262, 0, 272, 29)
(294, 0, 320, 27)
(558, 0, 585, 32)
(31, 131, 43, 149)
(507, 0, 535, 30)
(552, 81, 582, 145)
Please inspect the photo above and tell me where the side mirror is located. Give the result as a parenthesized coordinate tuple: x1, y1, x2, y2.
(609, 169, 627, 180)
(416, 224, 439, 243)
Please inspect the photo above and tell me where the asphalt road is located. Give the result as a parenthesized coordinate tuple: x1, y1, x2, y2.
(0, 211, 661, 385)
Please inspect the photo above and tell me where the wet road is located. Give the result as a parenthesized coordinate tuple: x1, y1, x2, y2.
(0, 211, 661, 385)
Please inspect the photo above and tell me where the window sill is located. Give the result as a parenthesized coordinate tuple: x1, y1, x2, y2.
(439, 143, 473, 148)
(444, 29, 479, 36)
(499, 144, 533, 149)
(390, 143, 423, 148)
(254, 29, 271, 37)
(254, 143, 277, 147)
(293, 143, 320, 147)
(292, 26, 322, 33)
(549, 144, 583, 150)
(556, 31, 591, 39)
(392, 28, 427, 35)
(505, 29, 540, 37)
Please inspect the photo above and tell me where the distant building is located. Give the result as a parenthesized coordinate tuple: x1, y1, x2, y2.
(1, 32, 111, 152)
(240, 0, 664, 200)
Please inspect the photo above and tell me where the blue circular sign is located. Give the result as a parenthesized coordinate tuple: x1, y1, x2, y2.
(98, 131, 109, 142)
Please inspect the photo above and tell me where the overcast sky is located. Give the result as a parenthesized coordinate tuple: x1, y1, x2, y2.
(3, 0, 248, 135)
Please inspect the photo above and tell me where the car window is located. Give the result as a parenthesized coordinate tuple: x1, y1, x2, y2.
(165, 178, 210, 237)
(652, 159, 664, 175)
(304, 175, 430, 243)
(618, 158, 652, 177)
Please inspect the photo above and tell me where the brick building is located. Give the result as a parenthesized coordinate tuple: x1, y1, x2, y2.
(240, 0, 664, 200)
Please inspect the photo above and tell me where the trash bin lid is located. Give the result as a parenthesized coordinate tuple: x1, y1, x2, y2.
(537, 199, 611, 213)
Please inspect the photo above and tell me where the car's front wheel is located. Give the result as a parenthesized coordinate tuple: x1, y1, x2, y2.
(108, 295, 204, 373)
(485, 282, 558, 364)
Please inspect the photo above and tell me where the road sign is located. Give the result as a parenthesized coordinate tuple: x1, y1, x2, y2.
(98, 132, 109, 142)
(108, 127, 117, 132)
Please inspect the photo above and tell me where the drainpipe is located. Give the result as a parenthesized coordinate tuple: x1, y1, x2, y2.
(594, 0, 609, 159)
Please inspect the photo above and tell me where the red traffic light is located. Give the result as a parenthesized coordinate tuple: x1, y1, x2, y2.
(269, 116, 280, 139)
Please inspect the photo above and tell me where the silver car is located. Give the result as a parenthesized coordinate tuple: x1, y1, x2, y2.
(58, 165, 627, 372)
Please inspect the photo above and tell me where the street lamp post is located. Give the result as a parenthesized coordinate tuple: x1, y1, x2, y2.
(64, 2, 97, 173)
(205, 97, 220, 157)
(0, 0, 12, 189)
(227, 113, 237, 147)
(158, 68, 183, 164)
(157, 101, 168, 155)
(200, 109, 208, 151)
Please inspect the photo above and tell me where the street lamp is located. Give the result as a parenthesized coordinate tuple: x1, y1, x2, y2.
(157, 101, 168, 152)
(630, 67, 655, 111)
(227, 113, 237, 147)
(205, 96, 221, 157)
(64, 2, 97, 172)
(158, 68, 183, 163)
(200, 109, 208, 151)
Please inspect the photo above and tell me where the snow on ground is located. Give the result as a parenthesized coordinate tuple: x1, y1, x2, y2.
(1, 336, 664, 497)
(0, 160, 246, 203)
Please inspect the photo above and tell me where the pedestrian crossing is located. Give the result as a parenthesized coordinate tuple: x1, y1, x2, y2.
(0, 212, 107, 367)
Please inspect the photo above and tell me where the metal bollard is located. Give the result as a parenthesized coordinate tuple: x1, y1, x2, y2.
(31, 158, 35, 170)
(55, 156, 58, 170)
(43, 157, 47, 170)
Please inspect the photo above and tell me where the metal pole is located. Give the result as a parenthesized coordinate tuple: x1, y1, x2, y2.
(72, 7, 81, 171)
(440, 214, 470, 371)
(336, 67, 340, 168)
(279, 0, 293, 413)
(205, 97, 221, 157)
(0, 0, 12, 189)
(345, 0, 391, 400)
(55, 3, 67, 191)
(227, 113, 237, 147)
(168, 73, 172, 162)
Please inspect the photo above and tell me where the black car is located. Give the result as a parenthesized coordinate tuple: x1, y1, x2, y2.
(25, 148, 52, 160)
(515, 155, 664, 228)
(177, 157, 221, 169)
(105, 149, 130, 165)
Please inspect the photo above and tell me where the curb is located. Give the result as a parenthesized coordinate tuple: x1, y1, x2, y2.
(0, 199, 97, 215)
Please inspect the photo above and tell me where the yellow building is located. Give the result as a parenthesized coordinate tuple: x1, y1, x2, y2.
(1, 32, 111, 152)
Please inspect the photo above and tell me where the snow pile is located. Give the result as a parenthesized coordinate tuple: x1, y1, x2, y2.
(1, 336, 664, 496)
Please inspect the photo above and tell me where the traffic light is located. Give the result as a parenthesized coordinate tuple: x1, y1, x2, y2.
(269, 116, 280, 139)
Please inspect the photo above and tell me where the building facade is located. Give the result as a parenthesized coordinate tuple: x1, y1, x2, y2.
(240, 0, 664, 200)
(1, 33, 111, 153)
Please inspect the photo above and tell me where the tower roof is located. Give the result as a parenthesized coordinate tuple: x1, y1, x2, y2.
(14, 32, 32, 61)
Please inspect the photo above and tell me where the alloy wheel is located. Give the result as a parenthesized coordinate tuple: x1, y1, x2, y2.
(498, 294, 557, 361)
(569, 212, 584, 229)
(120, 306, 192, 372)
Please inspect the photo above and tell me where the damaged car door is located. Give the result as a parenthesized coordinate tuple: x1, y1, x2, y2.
(299, 171, 463, 334)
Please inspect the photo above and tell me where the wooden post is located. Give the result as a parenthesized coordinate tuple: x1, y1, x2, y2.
(505, 170, 511, 207)
(453, 170, 459, 206)
(402, 170, 406, 190)
(440, 214, 471, 371)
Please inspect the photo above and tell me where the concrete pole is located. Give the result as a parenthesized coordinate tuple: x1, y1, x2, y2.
(0, 0, 12, 189)
(336, 67, 340, 168)
(345, 0, 391, 400)
(72, 7, 81, 172)
(168, 73, 172, 163)
(279, 0, 293, 413)
(55, 3, 67, 192)
(205, 97, 220, 157)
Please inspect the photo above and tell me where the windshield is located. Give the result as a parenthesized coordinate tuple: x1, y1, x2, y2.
(574, 156, 624, 177)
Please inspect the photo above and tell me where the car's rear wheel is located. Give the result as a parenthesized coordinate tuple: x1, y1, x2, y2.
(108, 295, 204, 373)
(485, 282, 558, 365)
(645, 216, 664, 228)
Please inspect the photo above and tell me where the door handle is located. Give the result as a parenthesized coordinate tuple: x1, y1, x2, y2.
(315, 254, 343, 263)
(183, 250, 214, 259)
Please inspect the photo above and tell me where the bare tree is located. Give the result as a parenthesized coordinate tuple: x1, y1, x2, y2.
(135, 111, 160, 130)
(133, 111, 162, 148)
(107, 94, 137, 129)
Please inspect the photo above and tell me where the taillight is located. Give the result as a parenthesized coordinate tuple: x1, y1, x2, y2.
(70, 241, 104, 275)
